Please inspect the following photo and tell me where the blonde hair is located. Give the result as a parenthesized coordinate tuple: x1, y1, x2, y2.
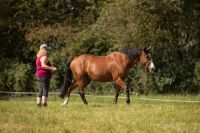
(37, 49, 48, 57)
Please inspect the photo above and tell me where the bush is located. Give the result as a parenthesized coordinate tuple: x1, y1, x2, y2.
(6, 63, 34, 92)
(193, 61, 200, 93)
(70, 29, 114, 56)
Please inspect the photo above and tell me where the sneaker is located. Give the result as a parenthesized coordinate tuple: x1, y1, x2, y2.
(42, 103, 48, 107)
(37, 103, 41, 107)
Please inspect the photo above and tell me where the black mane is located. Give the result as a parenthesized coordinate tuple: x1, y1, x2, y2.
(120, 48, 142, 60)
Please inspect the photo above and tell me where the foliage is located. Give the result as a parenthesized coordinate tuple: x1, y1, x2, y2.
(70, 29, 113, 56)
(0, 60, 34, 92)
(91, 0, 200, 94)
(193, 61, 200, 92)
(0, 0, 200, 94)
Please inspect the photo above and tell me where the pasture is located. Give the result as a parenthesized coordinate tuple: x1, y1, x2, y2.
(0, 95, 200, 133)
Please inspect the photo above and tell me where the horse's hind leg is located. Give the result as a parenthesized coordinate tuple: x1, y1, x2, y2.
(61, 82, 78, 106)
(78, 79, 90, 105)
(79, 90, 88, 105)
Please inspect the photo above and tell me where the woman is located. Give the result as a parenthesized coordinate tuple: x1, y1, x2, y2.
(35, 44, 57, 107)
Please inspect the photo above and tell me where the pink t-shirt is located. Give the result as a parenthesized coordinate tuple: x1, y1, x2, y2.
(35, 56, 52, 77)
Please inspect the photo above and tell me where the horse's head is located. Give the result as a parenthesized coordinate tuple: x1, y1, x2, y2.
(140, 46, 155, 72)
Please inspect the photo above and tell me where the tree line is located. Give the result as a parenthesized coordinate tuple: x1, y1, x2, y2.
(0, 0, 200, 95)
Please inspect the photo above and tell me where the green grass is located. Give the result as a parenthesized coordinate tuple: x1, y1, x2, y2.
(0, 95, 200, 133)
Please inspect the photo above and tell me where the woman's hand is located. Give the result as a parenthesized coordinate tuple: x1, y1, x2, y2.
(51, 67, 57, 72)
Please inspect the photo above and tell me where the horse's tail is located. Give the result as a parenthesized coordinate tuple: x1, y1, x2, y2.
(60, 58, 73, 99)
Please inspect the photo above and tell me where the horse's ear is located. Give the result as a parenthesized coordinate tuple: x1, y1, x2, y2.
(147, 45, 151, 51)
(144, 47, 148, 53)
(144, 46, 151, 53)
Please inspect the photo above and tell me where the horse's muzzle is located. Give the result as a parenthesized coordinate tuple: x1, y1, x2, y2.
(148, 62, 155, 72)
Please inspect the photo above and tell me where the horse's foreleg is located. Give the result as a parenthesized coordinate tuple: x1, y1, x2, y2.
(113, 84, 120, 104)
(78, 80, 89, 105)
(126, 88, 130, 105)
(114, 78, 130, 105)
(61, 82, 78, 106)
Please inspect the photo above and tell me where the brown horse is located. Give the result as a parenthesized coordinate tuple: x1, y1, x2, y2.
(60, 47, 155, 105)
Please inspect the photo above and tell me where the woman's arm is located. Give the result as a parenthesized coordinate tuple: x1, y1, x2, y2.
(40, 56, 57, 71)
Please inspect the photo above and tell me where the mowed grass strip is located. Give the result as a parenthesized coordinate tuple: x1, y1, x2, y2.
(0, 95, 200, 133)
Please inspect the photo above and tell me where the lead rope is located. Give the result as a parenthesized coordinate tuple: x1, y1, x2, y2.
(144, 67, 147, 94)
(131, 67, 147, 94)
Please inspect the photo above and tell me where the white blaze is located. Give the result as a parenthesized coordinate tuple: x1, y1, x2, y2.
(149, 61, 155, 72)
(150, 61, 155, 69)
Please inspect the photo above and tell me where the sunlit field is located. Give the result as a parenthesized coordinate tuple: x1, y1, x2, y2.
(0, 95, 200, 133)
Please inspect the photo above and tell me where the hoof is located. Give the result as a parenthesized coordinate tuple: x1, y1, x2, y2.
(61, 103, 67, 106)
(42, 103, 48, 107)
